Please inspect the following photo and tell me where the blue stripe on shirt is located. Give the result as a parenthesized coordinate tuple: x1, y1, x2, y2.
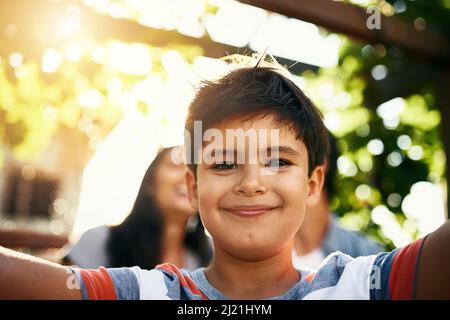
(370, 249, 398, 300)
(106, 268, 140, 300)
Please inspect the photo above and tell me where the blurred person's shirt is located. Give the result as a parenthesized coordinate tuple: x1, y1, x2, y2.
(292, 215, 383, 270)
(66, 226, 110, 268)
(65, 225, 201, 271)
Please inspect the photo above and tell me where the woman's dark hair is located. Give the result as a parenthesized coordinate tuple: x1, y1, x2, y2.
(107, 147, 211, 269)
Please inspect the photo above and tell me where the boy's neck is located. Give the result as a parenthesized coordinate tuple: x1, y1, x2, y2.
(205, 243, 300, 299)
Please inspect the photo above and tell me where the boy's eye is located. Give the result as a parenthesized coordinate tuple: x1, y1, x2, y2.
(265, 158, 291, 168)
(212, 162, 237, 170)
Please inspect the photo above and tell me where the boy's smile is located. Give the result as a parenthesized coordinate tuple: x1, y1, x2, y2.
(186, 114, 324, 262)
(219, 204, 280, 218)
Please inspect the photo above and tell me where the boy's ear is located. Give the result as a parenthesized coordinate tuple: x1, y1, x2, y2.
(305, 164, 325, 207)
(185, 169, 199, 210)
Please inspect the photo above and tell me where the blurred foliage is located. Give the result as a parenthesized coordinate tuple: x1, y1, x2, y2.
(304, 0, 449, 250)
(0, 40, 190, 163)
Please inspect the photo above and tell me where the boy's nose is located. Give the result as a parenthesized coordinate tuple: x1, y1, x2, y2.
(233, 167, 267, 196)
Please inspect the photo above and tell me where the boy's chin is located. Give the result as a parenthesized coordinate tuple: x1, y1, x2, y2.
(221, 239, 288, 262)
(231, 248, 283, 262)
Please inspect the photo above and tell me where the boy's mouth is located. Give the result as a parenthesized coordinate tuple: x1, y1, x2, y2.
(221, 205, 279, 218)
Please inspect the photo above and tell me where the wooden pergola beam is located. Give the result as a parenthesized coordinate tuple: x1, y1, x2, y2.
(240, 0, 450, 63)
(78, 2, 318, 73)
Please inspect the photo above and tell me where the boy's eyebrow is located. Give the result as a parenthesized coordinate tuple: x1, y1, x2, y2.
(208, 147, 299, 154)
(267, 146, 301, 157)
(206, 149, 236, 158)
(202, 147, 302, 162)
(211, 148, 235, 154)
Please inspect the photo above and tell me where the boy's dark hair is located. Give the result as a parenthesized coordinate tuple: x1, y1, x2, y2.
(185, 56, 329, 176)
(324, 132, 340, 199)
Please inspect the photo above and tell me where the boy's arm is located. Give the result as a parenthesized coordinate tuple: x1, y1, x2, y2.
(0, 245, 82, 299)
(415, 220, 450, 299)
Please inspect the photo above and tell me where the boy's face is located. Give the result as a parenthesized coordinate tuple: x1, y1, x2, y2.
(186, 115, 324, 261)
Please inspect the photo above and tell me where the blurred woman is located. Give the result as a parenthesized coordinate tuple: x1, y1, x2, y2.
(64, 146, 211, 270)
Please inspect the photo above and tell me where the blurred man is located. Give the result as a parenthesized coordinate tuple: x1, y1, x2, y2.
(293, 133, 382, 270)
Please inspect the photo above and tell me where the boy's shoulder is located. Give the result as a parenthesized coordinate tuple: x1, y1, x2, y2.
(299, 251, 375, 299)
(73, 263, 207, 300)
(305, 236, 426, 300)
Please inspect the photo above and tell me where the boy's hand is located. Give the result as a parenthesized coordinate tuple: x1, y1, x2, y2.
(0, 245, 82, 299)
(415, 220, 450, 299)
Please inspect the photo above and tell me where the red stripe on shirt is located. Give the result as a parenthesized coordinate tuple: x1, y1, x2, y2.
(79, 267, 117, 300)
(304, 272, 316, 283)
(388, 238, 424, 300)
(156, 263, 208, 300)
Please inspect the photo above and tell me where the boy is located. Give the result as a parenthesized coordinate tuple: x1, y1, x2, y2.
(0, 56, 449, 299)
